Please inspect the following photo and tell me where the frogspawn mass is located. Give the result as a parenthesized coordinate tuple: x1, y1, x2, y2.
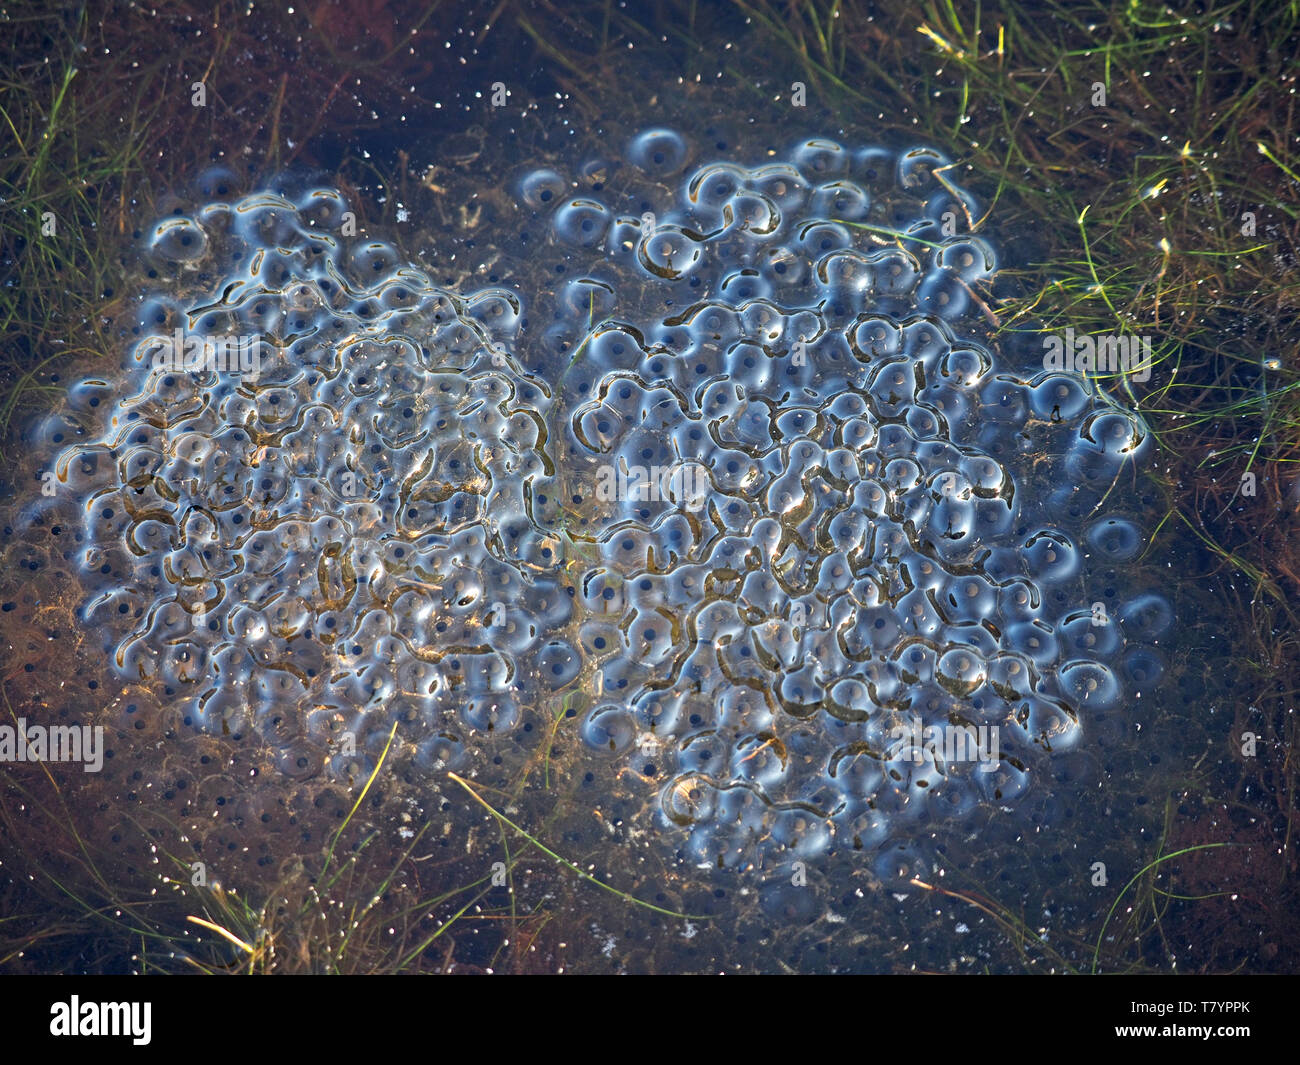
(27, 128, 1173, 877)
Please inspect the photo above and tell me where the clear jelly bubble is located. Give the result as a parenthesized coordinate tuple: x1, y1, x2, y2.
(626, 128, 689, 175)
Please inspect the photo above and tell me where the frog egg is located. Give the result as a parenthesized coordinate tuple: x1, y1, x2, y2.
(827, 743, 885, 798)
(586, 327, 644, 371)
(963, 454, 1008, 496)
(232, 191, 301, 246)
(728, 192, 782, 237)
(986, 652, 1036, 702)
(785, 221, 847, 266)
(1084, 409, 1147, 456)
(1058, 608, 1123, 657)
(518, 167, 567, 209)
(794, 137, 851, 178)
(1030, 373, 1091, 421)
(413, 732, 469, 773)
(809, 180, 871, 220)
(133, 296, 190, 340)
(717, 271, 772, 305)
(1057, 661, 1121, 713)
(934, 237, 997, 282)
(872, 838, 934, 885)
(1120, 592, 1174, 641)
(626, 128, 689, 175)
(148, 215, 209, 263)
(636, 224, 704, 280)
(1122, 646, 1167, 687)
(557, 276, 616, 321)
(1021, 529, 1081, 583)
(553, 198, 612, 247)
(1086, 516, 1144, 562)
(929, 769, 983, 819)
(936, 575, 998, 627)
(815, 249, 876, 309)
(868, 357, 918, 412)
(905, 403, 947, 441)
(195, 165, 242, 201)
(346, 241, 398, 284)
(295, 185, 351, 228)
(915, 269, 971, 320)
(685, 162, 746, 213)
(833, 413, 876, 454)
(979, 376, 1032, 427)
(1068, 411, 1150, 482)
(770, 808, 832, 859)
(867, 247, 922, 297)
(976, 755, 1032, 804)
(629, 688, 685, 739)
(1006, 619, 1061, 667)
(671, 726, 722, 770)
(464, 287, 523, 336)
(940, 344, 993, 389)
(935, 648, 988, 697)
(897, 146, 951, 190)
(461, 694, 521, 734)
(1007, 693, 1076, 754)
(661, 773, 718, 826)
(729, 732, 790, 790)
(759, 877, 822, 922)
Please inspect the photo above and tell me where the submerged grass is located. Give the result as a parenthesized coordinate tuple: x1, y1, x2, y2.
(0, 712, 625, 973)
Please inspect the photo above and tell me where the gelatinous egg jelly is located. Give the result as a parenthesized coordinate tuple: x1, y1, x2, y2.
(30, 133, 1170, 867)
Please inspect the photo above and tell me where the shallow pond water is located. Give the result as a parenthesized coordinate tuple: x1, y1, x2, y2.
(0, 8, 1267, 974)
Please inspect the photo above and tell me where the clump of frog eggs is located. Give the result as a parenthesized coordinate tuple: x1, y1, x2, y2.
(26, 132, 1172, 880)
(528, 130, 1171, 876)
(32, 176, 575, 784)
